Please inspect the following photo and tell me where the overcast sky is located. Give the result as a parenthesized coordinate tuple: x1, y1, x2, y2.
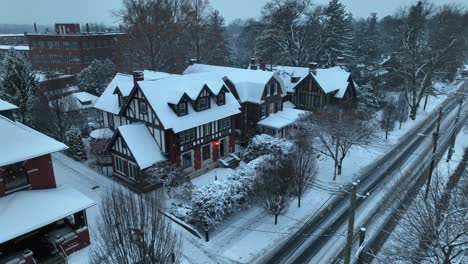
(0, 0, 466, 26)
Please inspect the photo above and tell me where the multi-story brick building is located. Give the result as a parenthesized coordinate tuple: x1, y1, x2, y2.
(25, 23, 126, 73)
(0, 99, 95, 264)
(0, 34, 27, 45)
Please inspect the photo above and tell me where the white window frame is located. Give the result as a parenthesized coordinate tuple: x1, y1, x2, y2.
(261, 104, 267, 118)
(128, 162, 138, 180)
(115, 156, 125, 174)
(203, 123, 211, 135)
(140, 101, 147, 114)
(199, 97, 209, 110)
(178, 103, 187, 116)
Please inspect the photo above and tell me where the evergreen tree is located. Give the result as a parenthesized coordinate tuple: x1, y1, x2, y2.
(0, 48, 38, 125)
(204, 10, 228, 65)
(77, 59, 115, 96)
(321, 0, 354, 66)
(65, 126, 86, 161)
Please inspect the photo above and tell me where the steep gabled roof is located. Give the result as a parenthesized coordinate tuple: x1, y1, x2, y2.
(183, 63, 284, 104)
(137, 73, 241, 133)
(0, 115, 67, 167)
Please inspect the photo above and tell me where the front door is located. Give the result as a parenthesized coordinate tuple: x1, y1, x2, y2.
(219, 139, 225, 157)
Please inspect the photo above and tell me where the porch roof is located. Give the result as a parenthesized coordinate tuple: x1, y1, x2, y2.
(0, 185, 95, 244)
(257, 108, 308, 129)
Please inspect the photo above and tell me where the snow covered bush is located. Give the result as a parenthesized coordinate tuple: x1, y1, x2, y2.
(190, 157, 265, 231)
(77, 59, 114, 96)
(143, 160, 182, 187)
(65, 127, 86, 161)
(244, 134, 294, 162)
(170, 203, 192, 223)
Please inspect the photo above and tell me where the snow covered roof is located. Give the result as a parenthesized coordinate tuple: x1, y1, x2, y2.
(95, 71, 175, 115)
(0, 98, 18, 111)
(0, 185, 95, 244)
(183, 63, 283, 104)
(137, 73, 241, 133)
(117, 124, 165, 169)
(74, 91, 98, 104)
(90, 128, 114, 139)
(257, 108, 307, 129)
(0, 45, 29, 51)
(0, 115, 67, 167)
(34, 72, 74, 83)
(283, 101, 296, 109)
(274, 65, 353, 98)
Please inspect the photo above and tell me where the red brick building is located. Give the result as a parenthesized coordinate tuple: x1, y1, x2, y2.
(25, 23, 126, 74)
(0, 99, 95, 264)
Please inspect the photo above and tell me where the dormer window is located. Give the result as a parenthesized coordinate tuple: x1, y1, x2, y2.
(119, 96, 127, 107)
(198, 97, 209, 111)
(217, 93, 225, 105)
(291, 76, 300, 83)
(178, 103, 187, 116)
(4, 165, 29, 193)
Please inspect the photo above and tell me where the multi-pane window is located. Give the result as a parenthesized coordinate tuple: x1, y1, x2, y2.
(202, 145, 210, 161)
(128, 162, 138, 179)
(140, 101, 147, 114)
(261, 104, 267, 118)
(198, 97, 209, 110)
(119, 96, 127, 107)
(218, 118, 230, 130)
(182, 152, 192, 169)
(4, 165, 29, 192)
(178, 103, 187, 116)
(180, 128, 195, 144)
(270, 84, 275, 95)
(203, 123, 211, 135)
(115, 156, 125, 174)
(276, 102, 281, 112)
(107, 112, 114, 128)
(217, 93, 225, 105)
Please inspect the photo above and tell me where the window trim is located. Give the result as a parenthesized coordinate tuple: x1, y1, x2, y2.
(217, 93, 225, 105)
(128, 162, 138, 180)
(178, 103, 187, 116)
(198, 97, 209, 110)
(261, 104, 267, 118)
(182, 152, 192, 169)
(140, 101, 148, 114)
(202, 144, 211, 161)
(115, 156, 125, 174)
(203, 123, 212, 135)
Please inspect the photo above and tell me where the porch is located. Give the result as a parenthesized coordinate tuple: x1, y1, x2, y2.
(257, 108, 307, 138)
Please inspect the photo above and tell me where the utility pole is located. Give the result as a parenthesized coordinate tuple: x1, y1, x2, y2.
(448, 99, 463, 161)
(357, 227, 367, 264)
(344, 182, 358, 264)
(425, 107, 443, 200)
(333, 109, 342, 181)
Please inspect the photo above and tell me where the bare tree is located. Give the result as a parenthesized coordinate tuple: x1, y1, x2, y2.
(255, 154, 293, 224)
(47, 90, 81, 142)
(290, 128, 317, 208)
(91, 187, 182, 264)
(305, 107, 376, 179)
(396, 91, 409, 130)
(380, 98, 398, 140)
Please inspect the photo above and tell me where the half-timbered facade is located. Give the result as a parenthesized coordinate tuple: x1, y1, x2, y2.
(94, 71, 241, 189)
(0, 100, 95, 264)
(274, 63, 358, 111)
(183, 64, 286, 136)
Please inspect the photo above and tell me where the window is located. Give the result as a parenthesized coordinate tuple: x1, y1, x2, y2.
(180, 128, 195, 144)
(107, 112, 114, 128)
(218, 118, 230, 130)
(270, 84, 275, 95)
(276, 102, 281, 112)
(4, 165, 29, 192)
(178, 103, 187, 116)
(203, 123, 211, 135)
(182, 152, 192, 169)
(261, 104, 267, 118)
(140, 101, 147, 114)
(198, 97, 209, 110)
(115, 156, 125, 174)
(217, 93, 225, 105)
(119, 96, 127, 107)
(128, 163, 138, 179)
(202, 145, 210, 161)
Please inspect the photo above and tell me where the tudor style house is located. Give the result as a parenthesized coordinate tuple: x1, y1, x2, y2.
(94, 71, 241, 190)
(273, 63, 358, 111)
(0, 99, 95, 264)
(183, 64, 306, 137)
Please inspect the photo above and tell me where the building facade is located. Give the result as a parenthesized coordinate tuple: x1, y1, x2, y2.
(0, 99, 95, 264)
(25, 23, 125, 73)
(95, 71, 241, 190)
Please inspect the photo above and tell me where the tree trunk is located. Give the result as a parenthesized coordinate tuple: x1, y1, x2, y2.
(399, 118, 403, 130)
(274, 214, 278, 225)
(443, 245, 453, 264)
(385, 127, 389, 140)
(205, 230, 209, 242)
(423, 93, 429, 110)
(337, 163, 342, 175)
(298, 192, 301, 208)
(410, 106, 418, 120)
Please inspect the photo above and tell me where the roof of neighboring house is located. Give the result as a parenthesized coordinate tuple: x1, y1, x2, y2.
(94, 71, 175, 115)
(74, 91, 98, 104)
(90, 127, 114, 139)
(0, 115, 67, 167)
(274, 65, 355, 98)
(183, 63, 284, 104)
(0, 185, 95, 244)
(0, 98, 18, 111)
(257, 108, 308, 129)
(137, 73, 241, 133)
(117, 124, 166, 169)
(0, 45, 29, 51)
(49, 91, 99, 111)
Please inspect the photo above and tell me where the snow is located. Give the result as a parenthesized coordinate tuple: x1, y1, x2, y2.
(138, 73, 241, 133)
(283, 101, 296, 109)
(94, 72, 175, 115)
(183, 63, 284, 104)
(35, 72, 74, 83)
(74, 92, 98, 104)
(191, 168, 234, 188)
(89, 128, 114, 139)
(0, 98, 18, 111)
(0, 45, 29, 51)
(274, 65, 352, 98)
(257, 108, 307, 129)
(117, 124, 165, 169)
(0, 115, 67, 167)
(0, 185, 95, 244)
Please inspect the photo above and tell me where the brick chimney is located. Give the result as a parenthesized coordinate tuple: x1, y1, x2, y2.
(133, 71, 144, 85)
(309, 62, 318, 74)
(250, 57, 258, 70)
(189, 58, 198, 66)
(336, 57, 345, 66)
